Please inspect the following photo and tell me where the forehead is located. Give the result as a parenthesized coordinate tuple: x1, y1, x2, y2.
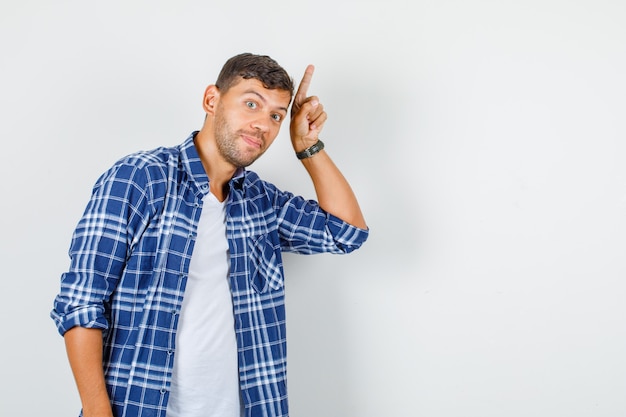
(224, 78, 292, 108)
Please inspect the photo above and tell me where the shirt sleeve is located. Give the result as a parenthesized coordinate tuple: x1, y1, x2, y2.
(50, 161, 153, 336)
(269, 183, 369, 255)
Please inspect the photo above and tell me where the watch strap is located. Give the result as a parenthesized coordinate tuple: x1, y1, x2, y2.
(295, 139, 325, 160)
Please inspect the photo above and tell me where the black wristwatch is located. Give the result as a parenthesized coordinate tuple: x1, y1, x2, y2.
(295, 139, 325, 160)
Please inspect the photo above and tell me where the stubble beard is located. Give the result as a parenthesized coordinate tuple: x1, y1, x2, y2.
(214, 105, 265, 168)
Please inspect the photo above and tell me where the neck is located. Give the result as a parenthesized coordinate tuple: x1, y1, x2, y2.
(194, 129, 238, 202)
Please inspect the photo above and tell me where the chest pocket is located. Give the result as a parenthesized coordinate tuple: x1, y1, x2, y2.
(249, 234, 284, 294)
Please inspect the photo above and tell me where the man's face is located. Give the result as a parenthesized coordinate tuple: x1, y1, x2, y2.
(213, 78, 292, 168)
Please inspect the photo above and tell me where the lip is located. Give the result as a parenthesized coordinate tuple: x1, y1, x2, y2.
(241, 133, 263, 149)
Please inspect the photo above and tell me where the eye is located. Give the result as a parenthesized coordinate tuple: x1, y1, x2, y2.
(246, 101, 257, 109)
(271, 113, 282, 122)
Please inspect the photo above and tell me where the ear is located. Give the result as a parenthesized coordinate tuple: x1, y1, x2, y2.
(202, 85, 220, 115)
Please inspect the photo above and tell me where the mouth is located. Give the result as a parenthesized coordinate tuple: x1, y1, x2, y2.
(241, 132, 263, 149)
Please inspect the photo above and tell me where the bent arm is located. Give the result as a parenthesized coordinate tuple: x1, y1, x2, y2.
(300, 149, 367, 229)
(64, 327, 113, 417)
(290, 65, 367, 230)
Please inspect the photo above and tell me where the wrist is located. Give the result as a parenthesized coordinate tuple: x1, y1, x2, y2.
(295, 139, 325, 160)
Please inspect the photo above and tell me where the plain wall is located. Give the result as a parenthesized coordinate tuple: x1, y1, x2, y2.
(1, 0, 625, 416)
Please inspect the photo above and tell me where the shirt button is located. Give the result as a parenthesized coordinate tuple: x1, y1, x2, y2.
(160, 388, 167, 394)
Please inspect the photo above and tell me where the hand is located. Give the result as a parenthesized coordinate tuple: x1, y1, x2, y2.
(290, 65, 327, 152)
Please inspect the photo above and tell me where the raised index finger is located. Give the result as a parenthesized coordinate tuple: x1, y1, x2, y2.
(294, 64, 315, 105)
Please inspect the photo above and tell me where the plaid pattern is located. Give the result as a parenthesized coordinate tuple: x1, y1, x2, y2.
(51, 132, 369, 417)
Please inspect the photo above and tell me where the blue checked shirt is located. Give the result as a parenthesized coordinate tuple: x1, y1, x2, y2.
(51, 132, 368, 417)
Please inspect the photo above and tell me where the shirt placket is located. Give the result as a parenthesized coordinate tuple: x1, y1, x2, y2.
(123, 176, 206, 416)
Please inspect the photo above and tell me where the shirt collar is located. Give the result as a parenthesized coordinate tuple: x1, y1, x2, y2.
(180, 131, 210, 194)
(181, 131, 247, 194)
(230, 167, 246, 190)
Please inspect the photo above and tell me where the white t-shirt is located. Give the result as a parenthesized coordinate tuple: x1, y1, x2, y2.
(166, 192, 243, 417)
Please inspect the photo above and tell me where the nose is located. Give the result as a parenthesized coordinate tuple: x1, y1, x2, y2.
(250, 113, 270, 134)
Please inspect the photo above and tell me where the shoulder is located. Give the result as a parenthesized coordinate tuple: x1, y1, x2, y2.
(97, 144, 181, 184)
(88, 144, 187, 209)
(116, 144, 181, 171)
(239, 170, 307, 215)
(241, 170, 288, 198)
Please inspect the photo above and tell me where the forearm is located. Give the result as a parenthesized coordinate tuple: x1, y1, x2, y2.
(301, 149, 367, 229)
(64, 327, 113, 417)
(289, 65, 367, 230)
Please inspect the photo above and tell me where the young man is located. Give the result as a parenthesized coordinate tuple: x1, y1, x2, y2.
(51, 53, 368, 417)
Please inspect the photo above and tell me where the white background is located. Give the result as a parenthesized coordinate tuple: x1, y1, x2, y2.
(1, 1, 625, 416)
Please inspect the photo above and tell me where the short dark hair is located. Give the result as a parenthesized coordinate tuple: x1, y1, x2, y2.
(215, 53, 294, 98)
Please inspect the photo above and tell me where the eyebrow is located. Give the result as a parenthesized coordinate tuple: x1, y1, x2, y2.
(244, 90, 289, 114)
